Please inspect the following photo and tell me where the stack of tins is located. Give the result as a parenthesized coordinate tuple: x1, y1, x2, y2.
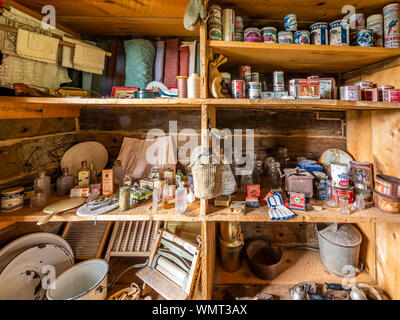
(374, 175, 400, 213)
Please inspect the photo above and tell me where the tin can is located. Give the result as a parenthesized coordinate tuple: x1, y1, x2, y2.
(209, 27, 222, 40)
(367, 14, 384, 46)
(294, 30, 310, 44)
(244, 27, 261, 42)
(251, 72, 260, 82)
(232, 80, 246, 99)
(164, 168, 175, 185)
(151, 167, 160, 180)
(378, 85, 395, 101)
(329, 20, 349, 46)
(119, 186, 130, 211)
(331, 162, 350, 188)
(235, 16, 244, 32)
(261, 27, 277, 43)
(278, 31, 293, 44)
(340, 86, 360, 101)
(310, 22, 329, 45)
(208, 4, 222, 26)
(1, 187, 24, 212)
(350, 13, 366, 30)
(361, 88, 377, 101)
(384, 3, 400, 48)
(222, 8, 235, 41)
(248, 82, 261, 99)
(90, 183, 102, 195)
(357, 28, 374, 46)
(284, 14, 297, 31)
(273, 71, 285, 92)
(354, 81, 373, 90)
(235, 32, 243, 41)
(383, 89, 400, 102)
(334, 186, 354, 204)
(239, 65, 251, 79)
(350, 30, 358, 45)
(221, 72, 232, 97)
(313, 171, 328, 200)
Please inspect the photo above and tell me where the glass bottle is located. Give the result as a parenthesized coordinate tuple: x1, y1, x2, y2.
(176, 170, 184, 187)
(162, 180, 169, 209)
(175, 182, 187, 213)
(277, 146, 290, 170)
(240, 170, 254, 192)
(77, 161, 90, 186)
(269, 161, 282, 189)
(89, 164, 97, 184)
(34, 171, 51, 202)
(325, 180, 338, 208)
(30, 189, 47, 208)
(339, 194, 350, 215)
(57, 168, 75, 197)
(253, 160, 264, 188)
(113, 160, 123, 188)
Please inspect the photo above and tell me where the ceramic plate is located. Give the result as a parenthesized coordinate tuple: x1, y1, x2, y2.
(60, 141, 108, 177)
(318, 148, 354, 172)
(0, 233, 74, 273)
(0, 244, 74, 300)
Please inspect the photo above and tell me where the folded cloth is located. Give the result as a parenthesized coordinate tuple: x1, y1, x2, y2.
(179, 45, 189, 77)
(16, 29, 59, 64)
(154, 40, 165, 82)
(73, 43, 105, 75)
(163, 38, 180, 87)
(181, 41, 197, 76)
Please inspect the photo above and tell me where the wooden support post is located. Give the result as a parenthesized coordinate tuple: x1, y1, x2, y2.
(201, 221, 216, 300)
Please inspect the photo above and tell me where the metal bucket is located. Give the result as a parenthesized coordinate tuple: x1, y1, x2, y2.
(218, 237, 243, 273)
(219, 222, 242, 242)
(316, 223, 362, 278)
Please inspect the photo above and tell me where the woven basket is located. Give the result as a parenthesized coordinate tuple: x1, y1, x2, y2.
(190, 155, 223, 200)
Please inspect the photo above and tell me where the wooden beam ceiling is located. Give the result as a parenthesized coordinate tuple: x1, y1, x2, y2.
(12, 0, 394, 36)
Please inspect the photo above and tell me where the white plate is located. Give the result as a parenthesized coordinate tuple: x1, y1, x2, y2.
(60, 142, 108, 176)
(319, 148, 354, 172)
(0, 233, 74, 273)
(0, 244, 74, 300)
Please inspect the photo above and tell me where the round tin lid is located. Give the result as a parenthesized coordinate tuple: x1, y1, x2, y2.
(1, 187, 24, 195)
(319, 224, 362, 247)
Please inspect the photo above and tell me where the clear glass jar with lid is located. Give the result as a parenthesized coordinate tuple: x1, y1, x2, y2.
(269, 161, 282, 189)
(325, 180, 338, 207)
(240, 170, 254, 192)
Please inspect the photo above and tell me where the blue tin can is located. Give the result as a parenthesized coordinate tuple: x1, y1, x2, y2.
(329, 20, 349, 46)
(357, 28, 374, 47)
(294, 30, 310, 44)
(261, 27, 277, 43)
(284, 14, 297, 31)
(312, 171, 328, 200)
(310, 22, 329, 45)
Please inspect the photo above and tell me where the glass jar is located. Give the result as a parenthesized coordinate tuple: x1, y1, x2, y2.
(277, 146, 290, 169)
(253, 160, 264, 187)
(56, 168, 75, 197)
(113, 160, 123, 188)
(339, 194, 350, 215)
(325, 180, 338, 207)
(30, 190, 47, 208)
(240, 170, 253, 192)
(34, 171, 51, 203)
(268, 161, 282, 189)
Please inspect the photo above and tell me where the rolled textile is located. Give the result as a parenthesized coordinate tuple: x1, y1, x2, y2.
(163, 38, 180, 87)
(179, 45, 189, 77)
(154, 40, 165, 82)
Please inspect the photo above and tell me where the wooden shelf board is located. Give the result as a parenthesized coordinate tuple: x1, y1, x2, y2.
(209, 40, 400, 74)
(214, 249, 375, 286)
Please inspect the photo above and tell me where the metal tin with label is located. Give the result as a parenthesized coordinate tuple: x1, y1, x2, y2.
(334, 186, 354, 204)
(209, 27, 222, 40)
(350, 13, 366, 30)
(248, 82, 261, 99)
(340, 86, 360, 101)
(244, 28, 261, 42)
(273, 71, 285, 92)
(278, 31, 293, 43)
(294, 30, 310, 44)
(232, 80, 246, 99)
(354, 81, 373, 90)
(119, 187, 130, 212)
(331, 162, 350, 188)
(329, 20, 349, 46)
(310, 22, 329, 45)
(234, 32, 243, 41)
(313, 171, 328, 200)
(284, 14, 297, 31)
(261, 27, 277, 43)
(367, 14, 384, 46)
(384, 3, 400, 48)
(378, 85, 395, 101)
(375, 174, 400, 198)
(1, 187, 24, 212)
(357, 28, 374, 47)
(383, 89, 400, 102)
(235, 16, 244, 32)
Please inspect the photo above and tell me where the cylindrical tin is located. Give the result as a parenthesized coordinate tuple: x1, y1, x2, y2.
(378, 85, 395, 101)
(261, 27, 277, 43)
(284, 14, 297, 31)
(251, 72, 260, 82)
(350, 13, 366, 30)
(119, 186, 130, 211)
(340, 86, 360, 101)
(333, 186, 355, 204)
(273, 71, 285, 92)
(219, 222, 242, 242)
(235, 16, 244, 32)
(239, 65, 251, 80)
(209, 27, 222, 40)
(384, 3, 400, 48)
(248, 81, 261, 99)
(294, 30, 310, 44)
(176, 76, 188, 98)
(232, 80, 246, 99)
(310, 22, 329, 45)
(278, 31, 293, 43)
(222, 8, 235, 41)
(357, 28, 374, 47)
(1, 187, 24, 212)
(374, 190, 400, 213)
(221, 72, 232, 97)
(367, 14, 384, 46)
(313, 171, 328, 200)
(331, 162, 350, 188)
(375, 174, 400, 198)
(208, 4, 222, 27)
(354, 81, 373, 90)
(244, 27, 261, 42)
(329, 20, 350, 46)
(235, 32, 243, 41)
(383, 89, 400, 102)
(219, 236, 244, 273)
(350, 30, 358, 46)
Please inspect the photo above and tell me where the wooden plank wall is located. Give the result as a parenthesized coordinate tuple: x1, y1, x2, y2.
(346, 67, 400, 300)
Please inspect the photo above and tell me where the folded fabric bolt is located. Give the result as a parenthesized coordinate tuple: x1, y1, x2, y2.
(163, 38, 180, 87)
(179, 45, 189, 77)
(181, 41, 197, 76)
(73, 43, 106, 75)
(154, 41, 165, 82)
(16, 29, 59, 64)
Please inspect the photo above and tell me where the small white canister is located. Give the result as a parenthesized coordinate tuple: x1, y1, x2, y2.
(367, 14, 384, 47)
(1, 187, 24, 212)
(188, 73, 201, 98)
(331, 162, 350, 188)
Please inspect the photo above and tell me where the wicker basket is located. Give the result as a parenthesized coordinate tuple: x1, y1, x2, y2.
(190, 155, 223, 200)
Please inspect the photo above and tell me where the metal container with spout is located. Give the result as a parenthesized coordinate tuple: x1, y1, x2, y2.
(316, 223, 362, 278)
